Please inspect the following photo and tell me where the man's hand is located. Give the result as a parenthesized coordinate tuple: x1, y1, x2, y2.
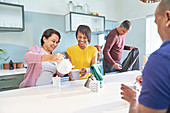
(121, 84, 168, 113)
(113, 63, 122, 70)
(120, 84, 137, 102)
(130, 46, 138, 50)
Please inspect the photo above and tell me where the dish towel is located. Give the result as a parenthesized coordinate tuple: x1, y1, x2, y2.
(90, 64, 103, 84)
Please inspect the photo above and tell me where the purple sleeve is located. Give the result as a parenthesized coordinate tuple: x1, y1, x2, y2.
(20, 45, 42, 88)
(124, 45, 131, 50)
(139, 53, 170, 109)
(56, 71, 65, 77)
(103, 32, 117, 65)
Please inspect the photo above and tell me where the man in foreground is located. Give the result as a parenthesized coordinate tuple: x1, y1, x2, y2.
(121, 0, 170, 112)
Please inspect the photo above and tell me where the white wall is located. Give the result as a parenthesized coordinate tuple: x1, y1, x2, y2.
(22, 0, 159, 21)
(0, 26, 33, 48)
(119, 0, 159, 21)
(1, 0, 160, 68)
(22, 0, 120, 21)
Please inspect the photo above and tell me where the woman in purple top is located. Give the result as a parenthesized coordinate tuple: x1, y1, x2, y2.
(20, 29, 65, 88)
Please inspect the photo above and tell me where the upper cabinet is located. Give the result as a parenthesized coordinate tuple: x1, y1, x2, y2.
(65, 12, 105, 33)
(0, 2, 24, 31)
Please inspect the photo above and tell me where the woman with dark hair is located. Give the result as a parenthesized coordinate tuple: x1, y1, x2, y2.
(66, 25, 98, 80)
(20, 29, 65, 88)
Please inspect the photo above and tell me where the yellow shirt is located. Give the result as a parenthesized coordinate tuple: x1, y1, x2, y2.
(66, 44, 98, 79)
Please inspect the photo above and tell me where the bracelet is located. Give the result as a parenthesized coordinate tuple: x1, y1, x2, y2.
(86, 68, 90, 73)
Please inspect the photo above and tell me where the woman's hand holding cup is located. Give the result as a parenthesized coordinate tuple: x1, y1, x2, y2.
(68, 72, 73, 81)
(80, 68, 87, 77)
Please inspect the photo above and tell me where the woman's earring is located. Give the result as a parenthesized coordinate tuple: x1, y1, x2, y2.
(166, 23, 169, 27)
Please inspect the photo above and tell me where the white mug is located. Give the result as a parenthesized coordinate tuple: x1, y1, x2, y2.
(71, 69, 80, 80)
(52, 76, 61, 88)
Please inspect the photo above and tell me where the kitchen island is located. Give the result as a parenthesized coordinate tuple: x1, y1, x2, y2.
(0, 70, 141, 113)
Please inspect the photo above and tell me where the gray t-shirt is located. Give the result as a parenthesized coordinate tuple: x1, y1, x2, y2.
(36, 48, 56, 86)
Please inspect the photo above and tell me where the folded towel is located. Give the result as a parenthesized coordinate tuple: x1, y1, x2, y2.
(90, 64, 103, 84)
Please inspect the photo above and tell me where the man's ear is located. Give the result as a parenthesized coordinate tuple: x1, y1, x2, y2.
(165, 10, 170, 27)
(165, 10, 170, 21)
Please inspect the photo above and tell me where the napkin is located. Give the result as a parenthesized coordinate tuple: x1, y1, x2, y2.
(90, 64, 103, 84)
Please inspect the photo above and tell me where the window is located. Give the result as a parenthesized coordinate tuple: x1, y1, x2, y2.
(146, 15, 162, 55)
(142, 15, 163, 68)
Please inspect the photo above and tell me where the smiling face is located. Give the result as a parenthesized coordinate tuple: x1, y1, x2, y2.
(42, 33, 60, 53)
(77, 31, 88, 49)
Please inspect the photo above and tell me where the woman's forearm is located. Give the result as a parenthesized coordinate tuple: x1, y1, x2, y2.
(91, 55, 97, 65)
(41, 54, 53, 62)
(24, 51, 42, 63)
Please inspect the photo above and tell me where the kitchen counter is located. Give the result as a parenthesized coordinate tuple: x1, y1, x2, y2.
(0, 68, 26, 76)
(0, 70, 141, 113)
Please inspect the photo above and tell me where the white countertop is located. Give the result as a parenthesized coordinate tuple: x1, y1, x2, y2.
(0, 68, 26, 76)
(0, 70, 141, 113)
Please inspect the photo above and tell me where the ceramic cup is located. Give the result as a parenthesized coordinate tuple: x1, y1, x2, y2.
(71, 69, 80, 80)
(52, 76, 61, 88)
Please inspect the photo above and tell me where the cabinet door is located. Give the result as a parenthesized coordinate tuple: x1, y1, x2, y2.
(65, 12, 105, 33)
(0, 2, 24, 31)
(0, 74, 24, 91)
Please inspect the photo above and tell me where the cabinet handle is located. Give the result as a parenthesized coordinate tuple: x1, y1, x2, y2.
(1, 85, 18, 89)
(0, 77, 17, 81)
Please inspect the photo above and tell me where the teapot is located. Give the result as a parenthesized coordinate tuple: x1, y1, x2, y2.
(55, 59, 74, 74)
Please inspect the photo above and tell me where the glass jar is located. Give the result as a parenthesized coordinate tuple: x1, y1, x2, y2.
(83, 3, 89, 14)
(75, 5, 83, 13)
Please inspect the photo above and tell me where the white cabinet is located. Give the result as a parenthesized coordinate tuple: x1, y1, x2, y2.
(65, 12, 105, 33)
(0, 2, 24, 31)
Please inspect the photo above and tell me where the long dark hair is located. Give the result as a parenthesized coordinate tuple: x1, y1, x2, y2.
(41, 29, 61, 46)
